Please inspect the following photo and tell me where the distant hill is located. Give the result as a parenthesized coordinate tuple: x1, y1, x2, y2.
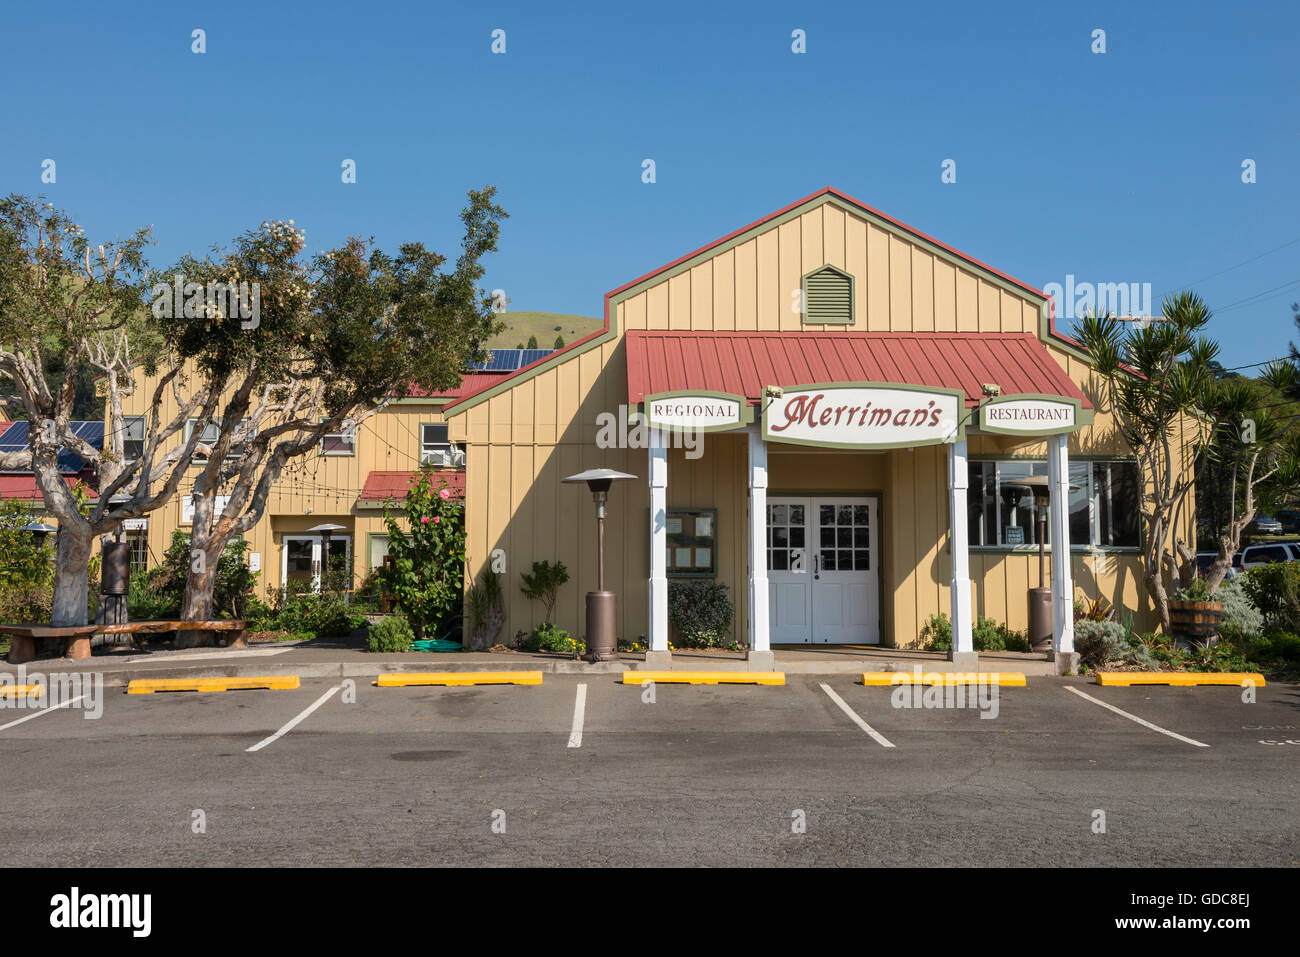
(486, 311, 603, 350)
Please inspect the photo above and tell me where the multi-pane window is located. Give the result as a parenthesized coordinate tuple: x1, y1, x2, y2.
(766, 503, 807, 572)
(967, 459, 1140, 548)
(123, 415, 145, 462)
(320, 419, 355, 456)
(184, 418, 220, 462)
(818, 503, 871, 572)
(185, 418, 253, 461)
(666, 509, 716, 576)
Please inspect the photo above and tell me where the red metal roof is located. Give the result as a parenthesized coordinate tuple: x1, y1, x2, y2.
(625, 331, 1091, 409)
(402, 373, 511, 400)
(357, 470, 465, 504)
(0, 471, 98, 501)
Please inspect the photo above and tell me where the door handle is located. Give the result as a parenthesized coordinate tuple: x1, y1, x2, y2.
(814, 554, 820, 580)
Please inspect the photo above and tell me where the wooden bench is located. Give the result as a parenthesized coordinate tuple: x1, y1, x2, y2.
(1, 620, 249, 664)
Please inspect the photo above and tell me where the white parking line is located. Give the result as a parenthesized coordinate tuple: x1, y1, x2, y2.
(0, 695, 87, 733)
(1065, 686, 1209, 748)
(820, 683, 895, 748)
(568, 683, 587, 748)
(246, 685, 341, 753)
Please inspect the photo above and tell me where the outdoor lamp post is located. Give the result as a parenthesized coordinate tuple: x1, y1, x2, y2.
(562, 468, 637, 661)
(1002, 476, 1077, 653)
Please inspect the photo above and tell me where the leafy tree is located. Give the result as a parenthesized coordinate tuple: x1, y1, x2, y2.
(553, 335, 564, 349)
(1076, 294, 1220, 632)
(379, 474, 466, 640)
(166, 187, 506, 635)
(525, 334, 539, 349)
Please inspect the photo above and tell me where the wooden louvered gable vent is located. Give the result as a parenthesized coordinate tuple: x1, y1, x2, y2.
(802, 266, 854, 325)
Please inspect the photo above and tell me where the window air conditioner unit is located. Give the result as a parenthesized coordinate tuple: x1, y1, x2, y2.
(421, 449, 452, 467)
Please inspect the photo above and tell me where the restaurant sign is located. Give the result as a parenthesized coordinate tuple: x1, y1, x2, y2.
(643, 391, 747, 432)
(979, 395, 1087, 435)
(762, 383, 965, 449)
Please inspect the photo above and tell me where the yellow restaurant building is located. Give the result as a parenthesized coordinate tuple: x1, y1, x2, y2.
(442, 188, 1194, 666)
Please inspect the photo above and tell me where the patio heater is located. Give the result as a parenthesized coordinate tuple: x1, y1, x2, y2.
(98, 530, 131, 629)
(306, 523, 348, 591)
(1001, 475, 1077, 653)
(562, 468, 637, 662)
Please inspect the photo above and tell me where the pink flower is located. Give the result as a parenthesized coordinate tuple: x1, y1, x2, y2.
(432, 516, 441, 523)
(438, 488, 451, 500)
(421, 516, 430, 524)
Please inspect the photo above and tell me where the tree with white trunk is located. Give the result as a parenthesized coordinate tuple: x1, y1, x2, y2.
(0, 196, 220, 626)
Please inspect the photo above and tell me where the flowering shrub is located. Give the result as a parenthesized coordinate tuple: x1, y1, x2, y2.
(379, 474, 465, 640)
(667, 580, 734, 648)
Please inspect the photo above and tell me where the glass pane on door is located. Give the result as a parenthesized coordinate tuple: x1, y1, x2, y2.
(818, 500, 871, 571)
(285, 539, 314, 583)
(768, 502, 808, 572)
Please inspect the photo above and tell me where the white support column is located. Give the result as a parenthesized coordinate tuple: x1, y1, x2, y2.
(1049, 434, 1075, 655)
(648, 429, 669, 656)
(947, 440, 975, 662)
(747, 427, 771, 660)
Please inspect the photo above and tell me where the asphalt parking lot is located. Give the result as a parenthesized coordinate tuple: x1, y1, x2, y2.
(1, 674, 1296, 866)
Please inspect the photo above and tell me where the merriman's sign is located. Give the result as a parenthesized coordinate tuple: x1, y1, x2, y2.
(762, 383, 964, 449)
(644, 391, 746, 432)
(979, 395, 1087, 435)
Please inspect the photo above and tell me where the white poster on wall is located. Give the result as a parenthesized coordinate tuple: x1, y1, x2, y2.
(181, 494, 230, 524)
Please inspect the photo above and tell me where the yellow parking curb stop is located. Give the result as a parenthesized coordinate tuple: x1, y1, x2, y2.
(376, 671, 543, 687)
(861, 671, 1026, 687)
(622, 671, 785, 685)
(1095, 672, 1265, 687)
(126, 676, 301, 694)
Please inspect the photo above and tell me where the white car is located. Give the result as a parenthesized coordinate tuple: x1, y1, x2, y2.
(1233, 542, 1300, 571)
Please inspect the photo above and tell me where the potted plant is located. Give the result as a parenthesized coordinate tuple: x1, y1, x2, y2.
(1168, 577, 1223, 648)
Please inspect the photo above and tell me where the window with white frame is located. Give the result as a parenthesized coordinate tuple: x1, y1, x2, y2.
(966, 459, 1140, 549)
(184, 418, 220, 462)
(123, 415, 145, 462)
(320, 419, 355, 456)
(185, 417, 252, 461)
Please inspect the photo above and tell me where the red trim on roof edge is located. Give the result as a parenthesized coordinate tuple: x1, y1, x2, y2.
(443, 187, 1082, 413)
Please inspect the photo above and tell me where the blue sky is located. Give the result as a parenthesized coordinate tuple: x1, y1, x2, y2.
(3, 0, 1297, 369)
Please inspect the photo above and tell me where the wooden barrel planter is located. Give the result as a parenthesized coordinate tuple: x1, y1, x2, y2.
(1168, 600, 1223, 643)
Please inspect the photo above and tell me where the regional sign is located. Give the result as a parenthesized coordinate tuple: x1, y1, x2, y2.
(761, 383, 965, 449)
(980, 395, 1087, 435)
(643, 391, 746, 432)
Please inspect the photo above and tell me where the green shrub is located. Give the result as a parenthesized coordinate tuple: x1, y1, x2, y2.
(140, 530, 260, 619)
(667, 580, 735, 648)
(972, 617, 1029, 652)
(0, 584, 53, 624)
(1075, 620, 1129, 669)
(380, 473, 466, 639)
(1213, 577, 1263, 641)
(273, 585, 359, 638)
(1240, 562, 1300, 632)
(523, 621, 583, 655)
(1174, 576, 1212, 601)
(920, 613, 952, 651)
(367, 615, 414, 653)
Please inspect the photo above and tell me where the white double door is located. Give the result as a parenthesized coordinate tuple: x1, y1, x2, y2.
(767, 496, 879, 644)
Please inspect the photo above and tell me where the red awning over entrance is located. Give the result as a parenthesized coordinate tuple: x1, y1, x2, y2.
(625, 331, 1091, 409)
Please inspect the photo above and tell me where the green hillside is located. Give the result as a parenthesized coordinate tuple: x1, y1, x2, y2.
(486, 311, 603, 350)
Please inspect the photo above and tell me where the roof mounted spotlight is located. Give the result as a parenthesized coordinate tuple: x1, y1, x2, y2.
(764, 385, 784, 399)
(981, 383, 1001, 397)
